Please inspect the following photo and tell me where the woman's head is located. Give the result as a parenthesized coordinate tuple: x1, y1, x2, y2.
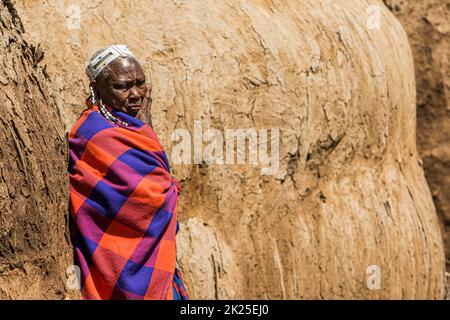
(86, 45, 150, 117)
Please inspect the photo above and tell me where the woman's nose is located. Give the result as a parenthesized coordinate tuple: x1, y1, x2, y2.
(128, 86, 140, 102)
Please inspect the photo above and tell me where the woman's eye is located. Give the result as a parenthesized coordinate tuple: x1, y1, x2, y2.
(114, 84, 128, 90)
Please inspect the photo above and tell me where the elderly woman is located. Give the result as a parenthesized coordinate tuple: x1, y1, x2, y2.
(68, 45, 189, 300)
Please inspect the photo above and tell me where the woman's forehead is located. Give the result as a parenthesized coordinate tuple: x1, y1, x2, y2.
(108, 57, 145, 80)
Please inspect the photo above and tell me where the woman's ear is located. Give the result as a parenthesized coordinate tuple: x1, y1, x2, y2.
(91, 81, 101, 100)
(90, 80, 97, 92)
(89, 81, 100, 105)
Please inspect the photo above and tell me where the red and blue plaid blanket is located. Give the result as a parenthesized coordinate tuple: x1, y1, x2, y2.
(68, 100, 189, 300)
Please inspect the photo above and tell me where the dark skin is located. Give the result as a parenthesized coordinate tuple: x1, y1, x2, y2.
(91, 56, 152, 126)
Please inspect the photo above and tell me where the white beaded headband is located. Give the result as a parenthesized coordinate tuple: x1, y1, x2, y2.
(85, 44, 134, 81)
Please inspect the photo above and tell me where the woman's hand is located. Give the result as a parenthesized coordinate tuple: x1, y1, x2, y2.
(136, 86, 153, 127)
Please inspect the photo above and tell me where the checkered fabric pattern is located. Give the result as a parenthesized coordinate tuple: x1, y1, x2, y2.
(68, 99, 189, 300)
(172, 267, 189, 300)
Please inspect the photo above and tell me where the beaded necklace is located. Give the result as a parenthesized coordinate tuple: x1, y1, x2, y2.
(98, 101, 129, 127)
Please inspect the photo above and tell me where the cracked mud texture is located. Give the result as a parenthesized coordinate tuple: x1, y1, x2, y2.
(384, 0, 450, 273)
(0, 0, 79, 299)
(10, 0, 447, 298)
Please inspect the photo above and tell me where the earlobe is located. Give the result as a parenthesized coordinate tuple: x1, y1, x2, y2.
(91, 82, 99, 94)
(90, 81, 103, 105)
(89, 84, 97, 105)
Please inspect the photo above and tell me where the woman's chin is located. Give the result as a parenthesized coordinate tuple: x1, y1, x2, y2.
(123, 108, 139, 117)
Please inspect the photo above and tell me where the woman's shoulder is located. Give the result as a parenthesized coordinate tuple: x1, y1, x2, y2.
(68, 106, 108, 140)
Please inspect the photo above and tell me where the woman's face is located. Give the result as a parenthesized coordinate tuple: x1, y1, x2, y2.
(93, 56, 150, 117)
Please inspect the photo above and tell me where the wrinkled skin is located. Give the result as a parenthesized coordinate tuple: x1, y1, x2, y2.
(91, 56, 152, 125)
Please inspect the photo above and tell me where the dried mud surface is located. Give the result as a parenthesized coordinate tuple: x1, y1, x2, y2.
(384, 0, 450, 272)
(0, 0, 78, 299)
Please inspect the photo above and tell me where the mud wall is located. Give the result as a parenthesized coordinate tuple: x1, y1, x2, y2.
(384, 0, 450, 272)
(9, 0, 447, 298)
(0, 0, 77, 299)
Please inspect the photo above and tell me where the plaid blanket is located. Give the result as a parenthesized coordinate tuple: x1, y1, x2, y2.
(68, 100, 189, 300)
